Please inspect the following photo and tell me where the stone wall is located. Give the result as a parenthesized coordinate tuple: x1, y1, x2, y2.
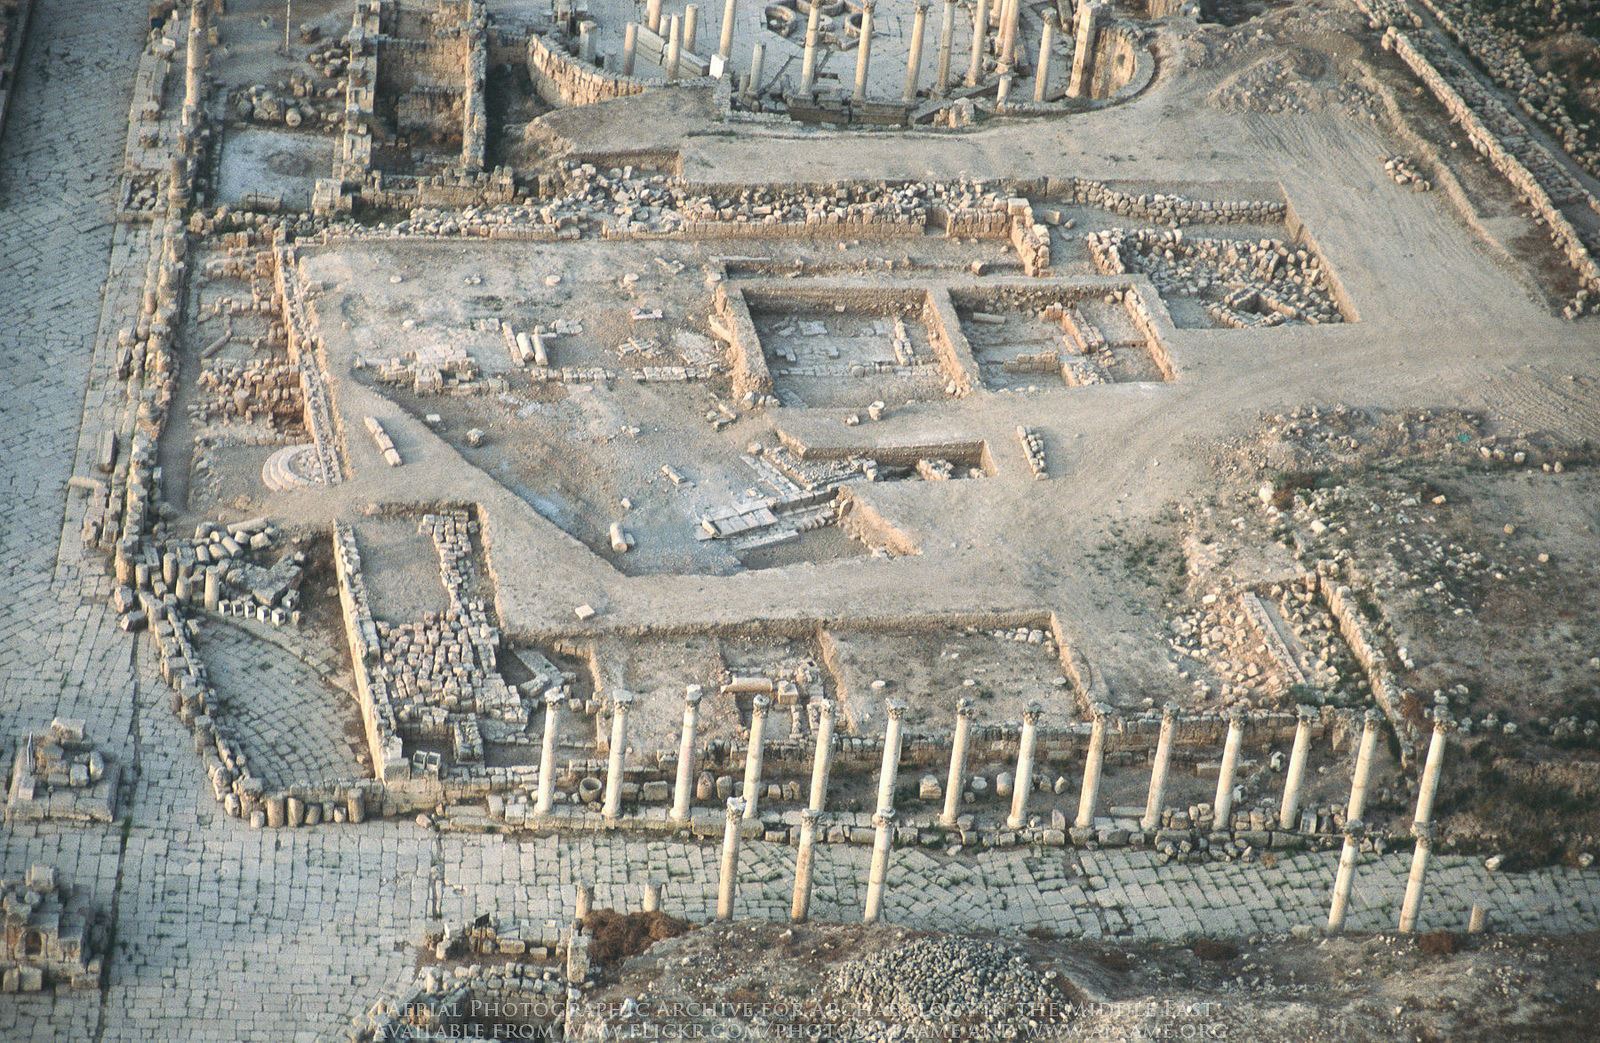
(1384, 27, 1600, 297)
(526, 30, 659, 108)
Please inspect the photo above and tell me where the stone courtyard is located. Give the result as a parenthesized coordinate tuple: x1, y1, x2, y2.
(1, 0, 1598, 1038)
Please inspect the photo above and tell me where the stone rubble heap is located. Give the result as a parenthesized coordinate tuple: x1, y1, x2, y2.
(4, 718, 119, 825)
(1383, 155, 1432, 192)
(1088, 228, 1343, 327)
(830, 937, 1063, 1040)
(0, 865, 105, 992)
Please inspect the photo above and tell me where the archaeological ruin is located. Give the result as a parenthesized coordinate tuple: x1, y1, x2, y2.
(1, 0, 1599, 1038)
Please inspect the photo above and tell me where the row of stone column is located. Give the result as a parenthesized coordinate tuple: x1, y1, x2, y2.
(1327, 712, 1452, 934)
(556, 690, 1344, 841)
(578, 698, 1446, 934)
(796, 0, 1065, 106)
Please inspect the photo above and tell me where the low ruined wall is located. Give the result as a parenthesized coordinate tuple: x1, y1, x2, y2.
(923, 290, 983, 396)
(332, 523, 410, 782)
(712, 284, 772, 403)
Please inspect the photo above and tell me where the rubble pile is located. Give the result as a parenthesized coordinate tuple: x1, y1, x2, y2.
(1088, 228, 1344, 327)
(1383, 154, 1432, 191)
(4, 718, 119, 824)
(374, 512, 530, 761)
(831, 937, 1064, 1039)
(0, 866, 106, 992)
(195, 359, 306, 428)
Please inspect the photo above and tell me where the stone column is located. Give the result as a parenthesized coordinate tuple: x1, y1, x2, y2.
(742, 694, 770, 818)
(1141, 703, 1177, 831)
(746, 42, 766, 99)
(1396, 713, 1450, 933)
(1347, 709, 1382, 821)
(715, 797, 745, 921)
(997, 70, 1012, 104)
(998, 0, 1019, 71)
(647, 0, 663, 34)
(574, 883, 593, 922)
(1033, 12, 1056, 102)
(719, 0, 737, 60)
(799, 1, 823, 94)
(183, 0, 207, 132)
(966, 0, 989, 86)
(601, 692, 633, 822)
(1067, 0, 1100, 99)
(622, 22, 639, 76)
(935, 0, 956, 96)
(1326, 821, 1364, 932)
(1278, 707, 1315, 830)
(875, 700, 906, 815)
(790, 808, 821, 923)
(203, 566, 221, 612)
(535, 690, 563, 815)
(1397, 827, 1433, 933)
(683, 4, 699, 51)
(1211, 710, 1244, 831)
(1413, 714, 1450, 830)
(643, 881, 663, 913)
(852, 2, 876, 103)
(665, 15, 682, 80)
(807, 700, 836, 812)
(1326, 710, 1382, 932)
(1075, 705, 1110, 830)
(903, 1, 930, 103)
(862, 808, 895, 923)
(670, 685, 703, 824)
(939, 698, 975, 827)
(1006, 702, 1043, 829)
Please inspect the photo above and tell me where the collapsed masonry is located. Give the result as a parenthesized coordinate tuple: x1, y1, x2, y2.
(5, 719, 119, 825)
(0, 866, 106, 993)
